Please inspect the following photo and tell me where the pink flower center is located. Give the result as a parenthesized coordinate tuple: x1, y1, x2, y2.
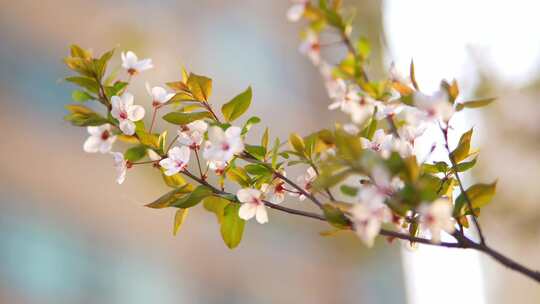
(221, 142, 230, 151)
(119, 111, 128, 120)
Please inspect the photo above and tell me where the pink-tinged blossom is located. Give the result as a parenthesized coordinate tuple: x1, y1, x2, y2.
(237, 188, 268, 224)
(207, 160, 227, 175)
(345, 97, 376, 125)
(360, 129, 394, 158)
(110, 92, 145, 136)
(299, 30, 321, 66)
(413, 90, 454, 123)
(203, 126, 244, 163)
(261, 172, 287, 204)
(178, 120, 208, 149)
(83, 124, 116, 153)
(146, 82, 175, 107)
(351, 201, 392, 247)
(287, 0, 308, 22)
(291, 167, 317, 200)
(111, 152, 128, 184)
(419, 198, 456, 243)
(327, 79, 360, 112)
(159, 146, 190, 176)
(121, 51, 153, 75)
(358, 166, 403, 207)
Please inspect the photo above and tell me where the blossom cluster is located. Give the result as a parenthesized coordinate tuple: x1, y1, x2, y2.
(63, 0, 496, 251)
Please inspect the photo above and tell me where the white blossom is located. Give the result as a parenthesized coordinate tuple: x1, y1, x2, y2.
(413, 90, 454, 123)
(178, 120, 208, 149)
(374, 101, 402, 120)
(207, 160, 227, 175)
(111, 92, 145, 136)
(121, 51, 153, 75)
(83, 124, 116, 153)
(291, 167, 317, 200)
(419, 198, 456, 243)
(360, 129, 393, 158)
(237, 188, 268, 224)
(327, 79, 360, 112)
(261, 173, 287, 204)
(351, 200, 392, 247)
(146, 82, 175, 107)
(203, 126, 244, 163)
(287, 0, 308, 22)
(111, 152, 127, 184)
(346, 98, 375, 125)
(159, 146, 190, 176)
(358, 166, 403, 207)
(299, 30, 321, 65)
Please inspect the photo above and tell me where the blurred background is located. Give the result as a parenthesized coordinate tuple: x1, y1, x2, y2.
(0, 0, 538, 303)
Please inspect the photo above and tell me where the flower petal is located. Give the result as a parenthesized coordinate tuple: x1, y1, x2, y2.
(127, 105, 145, 121)
(119, 120, 135, 135)
(238, 203, 256, 221)
(83, 136, 101, 153)
(255, 205, 268, 224)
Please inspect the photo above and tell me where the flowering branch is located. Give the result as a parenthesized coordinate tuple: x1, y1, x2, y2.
(61, 0, 540, 284)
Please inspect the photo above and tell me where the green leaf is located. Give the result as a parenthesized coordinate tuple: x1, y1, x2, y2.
(161, 171, 188, 188)
(173, 208, 189, 236)
(145, 185, 192, 209)
(135, 131, 160, 151)
(261, 128, 269, 150)
(422, 161, 449, 174)
(220, 203, 246, 249)
(356, 37, 371, 60)
(226, 167, 251, 187)
(187, 73, 212, 101)
(335, 129, 362, 160)
(65, 76, 99, 94)
(64, 104, 109, 127)
(453, 157, 477, 172)
(454, 182, 497, 215)
(124, 145, 147, 162)
(245, 163, 272, 176)
(241, 116, 261, 135)
(222, 86, 252, 122)
(450, 128, 473, 163)
(340, 185, 358, 196)
(95, 48, 115, 80)
(70, 44, 92, 59)
(288, 133, 306, 156)
(322, 204, 349, 229)
(104, 82, 128, 99)
(245, 144, 266, 161)
(455, 98, 495, 111)
(172, 185, 214, 209)
(72, 90, 94, 102)
(162, 111, 211, 125)
(271, 138, 280, 169)
(203, 196, 230, 224)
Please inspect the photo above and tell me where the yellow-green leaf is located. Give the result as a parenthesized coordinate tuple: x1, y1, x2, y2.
(172, 185, 214, 209)
(454, 181, 497, 216)
(162, 111, 212, 125)
(288, 133, 305, 155)
(173, 208, 189, 236)
(187, 73, 212, 102)
(455, 98, 496, 111)
(450, 128, 473, 163)
(220, 203, 245, 249)
(221, 86, 252, 122)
